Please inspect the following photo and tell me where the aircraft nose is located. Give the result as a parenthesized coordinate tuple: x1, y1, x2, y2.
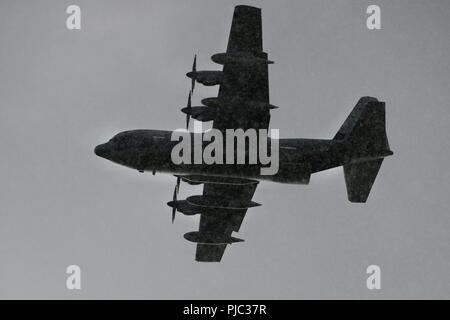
(94, 143, 109, 158)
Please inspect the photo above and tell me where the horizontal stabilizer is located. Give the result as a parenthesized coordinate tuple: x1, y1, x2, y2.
(334, 97, 392, 159)
(335, 97, 393, 203)
(344, 158, 383, 203)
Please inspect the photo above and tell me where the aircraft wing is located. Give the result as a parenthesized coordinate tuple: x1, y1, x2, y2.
(195, 181, 259, 262)
(190, 6, 272, 262)
(213, 5, 272, 131)
(181, 6, 273, 262)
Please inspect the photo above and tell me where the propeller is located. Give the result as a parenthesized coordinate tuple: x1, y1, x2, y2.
(170, 176, 181, 223)
(185, 91, 192, 129)
(171, 185, 177, 223)
(191, 54, 197, 92)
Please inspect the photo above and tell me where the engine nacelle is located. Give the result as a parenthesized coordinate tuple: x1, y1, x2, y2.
(166, 200, 200, 216)
(181, 106, 216, 122)
(186, 71, 223, 86)
(184, 231, 244, 245)
(202, 97, 278, 110)
(187, 195, 261, 209)
(201, 97, 221, 108)
(211, 52, 274, 66)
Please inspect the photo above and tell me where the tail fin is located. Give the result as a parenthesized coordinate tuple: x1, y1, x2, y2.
(335, 97, 393, 203)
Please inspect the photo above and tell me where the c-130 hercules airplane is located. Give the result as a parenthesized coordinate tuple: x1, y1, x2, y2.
(95, 5, 393, 262)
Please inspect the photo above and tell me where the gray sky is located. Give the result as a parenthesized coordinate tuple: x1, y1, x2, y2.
(1, 0, 450, 299)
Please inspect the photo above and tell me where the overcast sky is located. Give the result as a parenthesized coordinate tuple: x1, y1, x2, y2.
(1, 0, 450, 299)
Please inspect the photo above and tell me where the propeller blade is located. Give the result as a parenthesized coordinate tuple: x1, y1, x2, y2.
(186, 113, 190, 129)
(171, 186, 177, 224)
(192, 54, 197, 72)
(176, 176, 181, 194)
(191, 55, 197, 92)
(187, 91, 191, 108)
(172, 186, 177, 201)
(185, 92, 192, 129)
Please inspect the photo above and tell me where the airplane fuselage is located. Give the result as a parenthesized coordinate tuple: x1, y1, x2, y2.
(95, 129, 353, 184)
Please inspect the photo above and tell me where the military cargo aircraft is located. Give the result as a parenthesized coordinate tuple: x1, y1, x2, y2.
(95, 5, 393, 262)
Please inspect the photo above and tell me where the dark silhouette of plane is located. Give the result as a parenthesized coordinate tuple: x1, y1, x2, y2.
(95, 5, 393, 262)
